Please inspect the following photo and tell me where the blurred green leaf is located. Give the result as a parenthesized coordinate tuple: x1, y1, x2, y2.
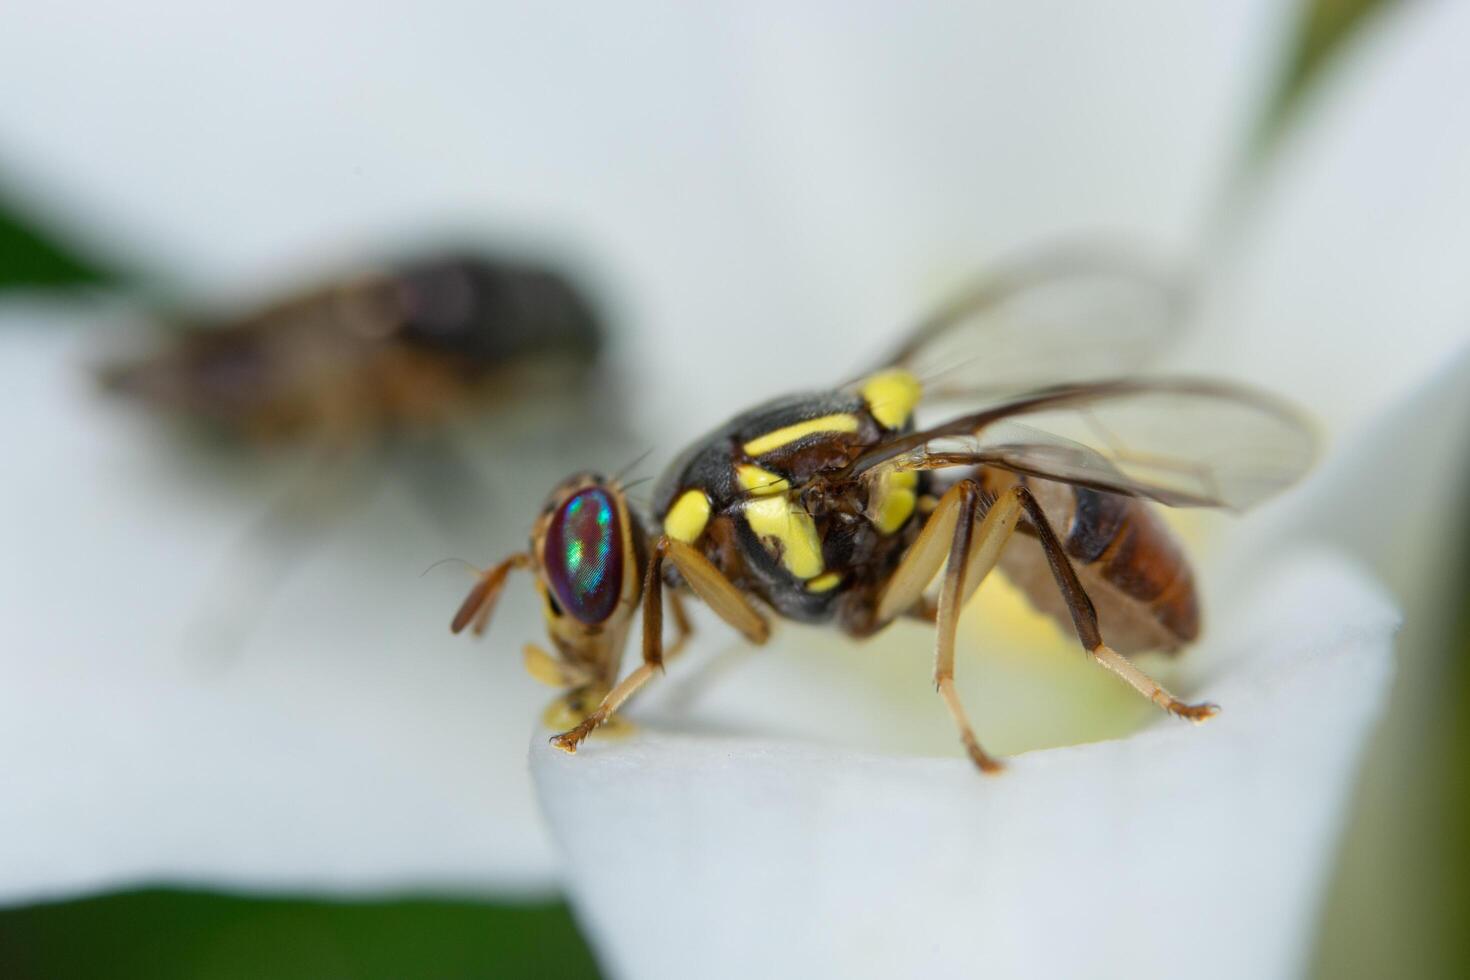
(1253, 0, 1402, 157)
(0, 889, 602, 980)
(0, 193, 117, 290)
(1441, 510, 1470, 976)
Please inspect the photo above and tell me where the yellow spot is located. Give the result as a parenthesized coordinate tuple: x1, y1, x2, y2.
(861, 368, 923, 429)
(806, 571, 842, 592)
(664, 490, 711, 543)
(743, 413, 860, 456)
(735, 464, 790, 496)
(869, 468, 919, 534)
(744, 496, 824, 579)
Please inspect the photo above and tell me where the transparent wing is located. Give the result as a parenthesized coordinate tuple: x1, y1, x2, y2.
(853, 379, 1319, 512)
(868, 241, 1190, 399)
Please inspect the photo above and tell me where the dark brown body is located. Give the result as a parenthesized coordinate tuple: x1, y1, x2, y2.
(980, 468, 1199, 654)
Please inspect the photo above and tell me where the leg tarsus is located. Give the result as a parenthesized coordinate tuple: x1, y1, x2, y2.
(1169, 699, 1220, 723)
(1093, 642, 1218, 723)
(938, 679, 1005, 774)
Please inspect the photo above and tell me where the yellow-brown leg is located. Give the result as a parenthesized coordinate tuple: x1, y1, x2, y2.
(873, 480, 1022, 772)
(663, 589, 695, 662)
(450, 553, 531, 636)
(1003, 488, 1217, 723)
(932, 482, 1023, 773)
(550, 536, 769, 753)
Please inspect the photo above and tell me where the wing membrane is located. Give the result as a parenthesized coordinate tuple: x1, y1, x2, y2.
(856, 379, 1318, 512)
(871, 241, 1190, 398)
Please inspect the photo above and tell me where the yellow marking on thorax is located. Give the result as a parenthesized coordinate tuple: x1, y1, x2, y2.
(735, 464, 791, 496)
(664, 489, 712, 543)
(860, 368, 923, 429)
(742, 413, 860, 456)
(869, 467, 919, 534)
(743, 496, 824, 579)
(806, 571, 842, 592)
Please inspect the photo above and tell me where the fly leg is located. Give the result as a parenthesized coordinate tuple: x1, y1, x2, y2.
(877, 480, 1023, 773)
(550, 537, 769, 752)
(663, 589, 695, 663)
(1005, 487, 1218, 723)
(450, 552, 532, 636)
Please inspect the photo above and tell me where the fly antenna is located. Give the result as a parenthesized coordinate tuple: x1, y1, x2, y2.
(421, 557, 481, 578)
(612, 446, 657, 485)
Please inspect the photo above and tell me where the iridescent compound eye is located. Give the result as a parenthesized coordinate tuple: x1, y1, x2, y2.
(543, 486, 624, 625)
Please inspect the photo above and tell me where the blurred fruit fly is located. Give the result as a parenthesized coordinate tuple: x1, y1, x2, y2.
(451, 243, 1316, 774)
(99, 251, 606, 659)
(100, 252, 602, 443)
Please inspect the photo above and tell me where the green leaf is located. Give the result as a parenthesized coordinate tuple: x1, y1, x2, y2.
(0, 194, 117, 289)
(1253, 0, 1402, 158)
(0, 889, 603, 980)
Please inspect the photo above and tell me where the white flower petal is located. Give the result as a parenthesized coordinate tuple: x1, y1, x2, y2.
(533, 550, 1396, 980)
(1220, 343, 1470, 609)
(1182, 0, 1470, 435)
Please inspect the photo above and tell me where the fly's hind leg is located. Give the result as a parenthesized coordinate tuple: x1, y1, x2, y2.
(1006, 488, 1217, 723)
(550, 536, 769, 753)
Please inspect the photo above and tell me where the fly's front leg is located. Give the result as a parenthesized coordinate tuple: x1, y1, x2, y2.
(550, 536, 769, 753)
(1010, 489, 1217, 722)
(450, 553, 532, 636)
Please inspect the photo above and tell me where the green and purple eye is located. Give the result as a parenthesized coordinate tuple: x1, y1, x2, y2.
(544, 486, 623, 625)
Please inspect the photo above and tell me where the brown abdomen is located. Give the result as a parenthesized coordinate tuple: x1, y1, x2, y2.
(1065, 487, 1199, 649)
(985, 471, 1201, 655)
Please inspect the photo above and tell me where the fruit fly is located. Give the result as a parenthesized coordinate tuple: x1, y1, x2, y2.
(100, 250, 605, 657)
(451, 244, 1316, 774)
(101, 251, 602, 444)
